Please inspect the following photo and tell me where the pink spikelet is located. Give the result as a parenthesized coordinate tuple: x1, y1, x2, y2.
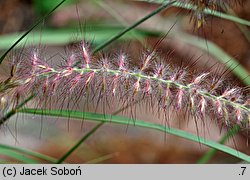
(80, 40, 91, 68)
(177, 89, 184, 110)
(200, 96, 206, 118)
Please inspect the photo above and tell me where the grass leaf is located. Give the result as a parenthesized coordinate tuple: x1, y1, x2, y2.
(0, 149, 39, 164)
(20, 108, 250, 163)
(0, 144, 58, 163)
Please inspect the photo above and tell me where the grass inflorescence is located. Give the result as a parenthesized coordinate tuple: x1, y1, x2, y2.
(0, 40, 249, 132)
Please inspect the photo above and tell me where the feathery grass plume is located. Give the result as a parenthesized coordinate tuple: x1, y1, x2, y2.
(182, 0, 244, 9)
(1, 39, 249, 132)
(190, 0, 244, 28)
(170, 0, 244, 28)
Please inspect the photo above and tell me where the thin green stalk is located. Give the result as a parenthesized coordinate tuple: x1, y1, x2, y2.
(0, 94, 35, 126)
(56, 122, 104, 164)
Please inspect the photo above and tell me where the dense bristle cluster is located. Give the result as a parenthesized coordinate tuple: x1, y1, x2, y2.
(178, 0, 244, 28)
(1, 40, 249, 130)
(183, 0, 243, 7)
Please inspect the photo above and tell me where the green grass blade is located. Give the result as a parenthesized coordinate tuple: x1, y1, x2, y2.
(56, 122, 104, 163)
(20, 108, 250, 162)
(0, 149, 39, 164)
(143, 0, 250, 27)
(197, 125, 241, 164)
(0, 0, 67, 64)
(0, 144, 58, 163)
